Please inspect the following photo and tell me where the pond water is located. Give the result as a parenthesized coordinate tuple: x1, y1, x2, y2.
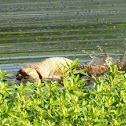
(0, 0, 126, 79)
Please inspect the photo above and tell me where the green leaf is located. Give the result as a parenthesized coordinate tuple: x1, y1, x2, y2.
(71, 58, 80, 68)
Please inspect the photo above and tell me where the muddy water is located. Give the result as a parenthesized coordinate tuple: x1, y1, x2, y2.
(0, 0, 126, 80)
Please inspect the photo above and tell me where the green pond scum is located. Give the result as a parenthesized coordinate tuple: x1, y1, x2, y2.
(0, 64, 126, 126)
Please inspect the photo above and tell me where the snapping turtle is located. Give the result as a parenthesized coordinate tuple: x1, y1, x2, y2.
(77, 47, 115, 76)
(16, 49, 126, 82)
(16, 57, 73, 81)
(77, 48, 126, 76)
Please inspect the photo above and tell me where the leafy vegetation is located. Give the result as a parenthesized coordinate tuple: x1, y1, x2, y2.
(0, 60, 126, 126)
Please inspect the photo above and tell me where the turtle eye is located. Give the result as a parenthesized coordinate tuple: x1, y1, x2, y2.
(16, 73, 22, 80)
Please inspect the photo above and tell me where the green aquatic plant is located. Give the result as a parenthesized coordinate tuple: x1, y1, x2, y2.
(0, 70, 10, 81)
(0, 63, 126, 125)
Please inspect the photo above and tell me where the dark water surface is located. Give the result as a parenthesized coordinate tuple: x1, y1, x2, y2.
(0, 0, 126, 78)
